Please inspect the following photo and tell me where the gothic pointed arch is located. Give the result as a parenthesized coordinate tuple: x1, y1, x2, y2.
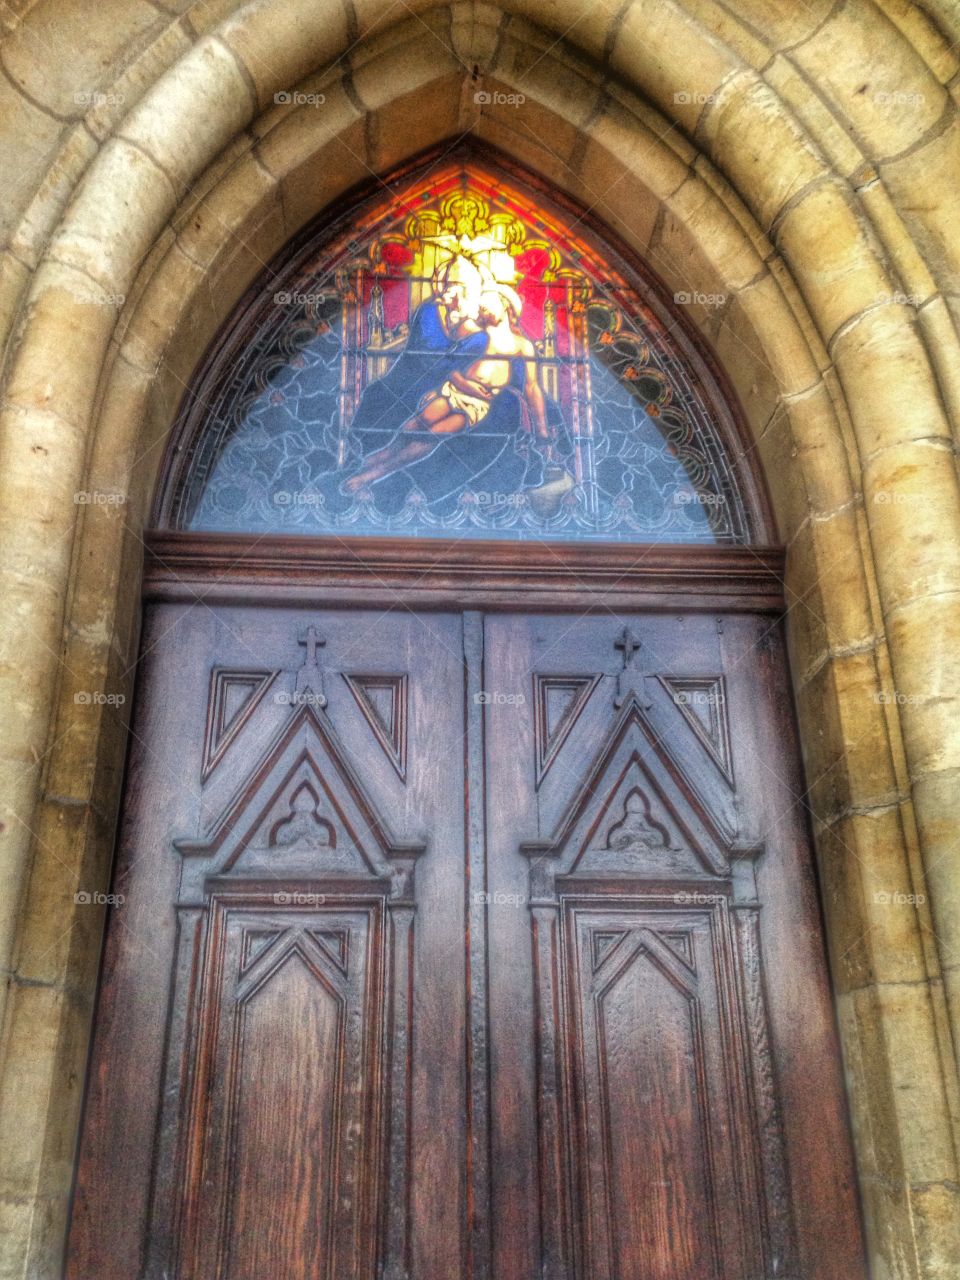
(155, 147, 771, 546)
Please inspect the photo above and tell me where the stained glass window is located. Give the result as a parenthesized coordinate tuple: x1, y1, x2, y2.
(164, 163, 756, 543)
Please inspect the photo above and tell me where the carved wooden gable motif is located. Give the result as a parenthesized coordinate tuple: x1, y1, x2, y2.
(520, 641, 797, 1280)
(149, 683, 424, 1280)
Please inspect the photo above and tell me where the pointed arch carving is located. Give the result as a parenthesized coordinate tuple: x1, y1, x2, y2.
(520, 682, 797, 1279)
(149, 698, 426, 1278)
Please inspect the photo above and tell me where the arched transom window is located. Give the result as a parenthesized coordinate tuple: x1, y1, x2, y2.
(160, 159, 761, 544)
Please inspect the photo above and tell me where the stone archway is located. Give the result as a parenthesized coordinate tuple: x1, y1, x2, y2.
(1, 3, 959, 1276)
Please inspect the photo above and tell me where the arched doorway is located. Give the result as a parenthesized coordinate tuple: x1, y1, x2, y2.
(67, 153, 867, 1280)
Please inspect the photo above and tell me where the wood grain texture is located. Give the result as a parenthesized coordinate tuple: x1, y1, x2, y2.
(67, 594, 866, 1280)
(67, 607, 467, 1280)
(142, 533, 787, 614)
(485, 611, 866, 1280)
(181, 902, 381, 1279)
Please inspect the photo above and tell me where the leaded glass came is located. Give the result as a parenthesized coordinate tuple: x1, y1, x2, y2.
(166, 163, 754, 543)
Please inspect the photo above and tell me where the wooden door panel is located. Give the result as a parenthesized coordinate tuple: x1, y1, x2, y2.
(68, 598, 867, 1280)
(483, 611, 867, 1280)
(182, 902, 381, 1280)
(67, 606, 467, 1280)
(566, 902, 752, 1280)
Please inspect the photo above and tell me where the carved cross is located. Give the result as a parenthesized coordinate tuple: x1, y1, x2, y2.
(295, 625, 327, 707)
(614, 626, 652, 709)
(299, 626, 325, 666)
(615, 627, 641, 666)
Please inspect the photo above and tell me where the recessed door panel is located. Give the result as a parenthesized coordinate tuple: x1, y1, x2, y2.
(67, 606, 467, 1280)
(67, 602, 867, 1280)
(483, 611, 866, 1280)
(567, 904, 748, 1280)
(182, 904, 380, 1280)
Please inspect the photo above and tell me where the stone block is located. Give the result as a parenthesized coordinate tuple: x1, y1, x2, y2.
(495, 0, 622, 63)
(12, 802, 106, 990)
(0, 251, 30, 359)
(702, 74, 828, 232)
(711, 290, 785, 440)
(47, 138, 175, 296)
(816, 808, 929, 993)
(449, 0, 503, 67)
(573, 135, 664, 259)
(777, 181, 896, 347)
(119, 35, 256, 197)
(763, 52, 866, 181)
(4, 262, 117, 432)
(0, 982, 89, 1196)
(789, 2, 946, 159)
(8, 126, 99, 272)
(0, 0, 161, 120)
(733, 270, 823, 398)
(715, 0, 831, 48)
(880, 120, 960, 298)
(175, 152, 280, 271)
(366, 77, 462, 175)
(218, 0, 351, 109)
(118, 239, 206, 376)
(349, 19, 458, 111)
(887, 595, 960, 780)
(864, 440, 960, 614)
(0, 78, 64, 249)
(608, 0, 740, 134)
(783, 379, 859, 519)
(832, 303, 952, 456)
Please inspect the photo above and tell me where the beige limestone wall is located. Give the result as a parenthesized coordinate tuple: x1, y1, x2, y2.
(1, 2, 960, 1277)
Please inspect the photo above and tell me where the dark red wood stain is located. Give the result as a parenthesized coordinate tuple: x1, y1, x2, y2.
(66, 553, 866, 1279)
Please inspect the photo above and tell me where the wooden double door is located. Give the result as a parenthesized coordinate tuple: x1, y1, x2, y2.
(68, 600, 866, 1280)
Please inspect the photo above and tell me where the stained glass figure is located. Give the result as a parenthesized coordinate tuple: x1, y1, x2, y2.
(166, 164, 753, 543)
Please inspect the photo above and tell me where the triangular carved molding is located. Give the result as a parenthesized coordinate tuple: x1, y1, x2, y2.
(343, 674, 408, 780)
(521, 699, 745, 882)
(533, 673, 601, 787)
(176, 702, 425, 902)
(202, 668, 278, 780)
(660, 675, 733, 784)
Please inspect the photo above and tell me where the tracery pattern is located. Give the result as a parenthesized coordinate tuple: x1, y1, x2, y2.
(170, 165, 752, 543)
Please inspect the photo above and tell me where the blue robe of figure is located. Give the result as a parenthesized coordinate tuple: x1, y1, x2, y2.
(346, 299, 488, 455)
(330, 297, 570, 517)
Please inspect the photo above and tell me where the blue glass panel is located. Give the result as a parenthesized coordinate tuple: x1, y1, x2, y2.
(171, 167, 752, 543)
